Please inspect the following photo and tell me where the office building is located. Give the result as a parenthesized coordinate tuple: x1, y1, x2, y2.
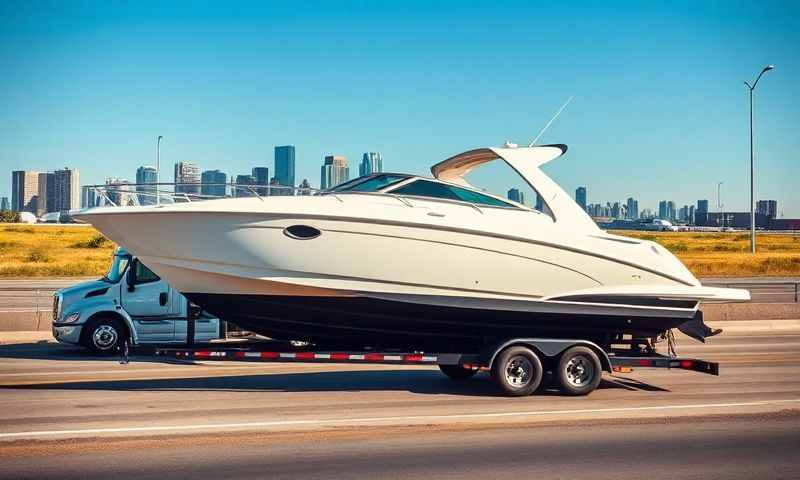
(625, 197, 638, 220)
(757, 200, 778, 219)
(201, 170, 228, 197)
(696, 199, 709, 225)
(174, 162, 201, 195)
(507, 188, 525, 205)
(105, 177, 133, 206)
(235, 174, 255, 197)
(53, 168, 80, 212)
(81, 186, 97, 209)
(689, 205, 696, 224)
(274, 146, 296, 190)
(359, 152, 383, 177)
(0, 196, 8, 211)
(251, 167, 269, 196)
(37, 172, 55, 215)
(575, 187, 587, 212)
(136, 166, 158, 205)
(611, 202, 622, 219)
(320, 155, 349, 189)
(535, 193, 544, 212)
(12, 170, 40, 213)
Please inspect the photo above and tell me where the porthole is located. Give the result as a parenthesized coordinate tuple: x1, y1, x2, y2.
(283, 225, 321, 240)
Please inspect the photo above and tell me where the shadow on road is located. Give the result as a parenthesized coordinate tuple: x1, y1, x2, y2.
(0, 342, 171, 364)
(0, 367, 669, 396)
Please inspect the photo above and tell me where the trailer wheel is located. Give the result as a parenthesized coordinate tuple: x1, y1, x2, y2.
(439, 364, 478, 381)
(556, 346, 602, 396)
(82, 316, 127, 355)
(491, 346, 543, 396)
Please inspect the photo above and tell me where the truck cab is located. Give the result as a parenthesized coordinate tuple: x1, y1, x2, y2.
(52, 247, 223, 353)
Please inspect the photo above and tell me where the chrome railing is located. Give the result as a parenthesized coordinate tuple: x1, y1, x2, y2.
(82, 182, 322, 207)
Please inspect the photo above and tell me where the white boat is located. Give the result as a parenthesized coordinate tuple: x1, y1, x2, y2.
(75, 144, 749, 351)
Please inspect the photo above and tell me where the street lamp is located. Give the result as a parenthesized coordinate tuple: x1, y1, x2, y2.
(156, 135, 163, 205)
(744, 65, 774, 253)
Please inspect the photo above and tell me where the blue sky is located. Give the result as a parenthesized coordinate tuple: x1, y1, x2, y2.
(1, 1, 798, 215)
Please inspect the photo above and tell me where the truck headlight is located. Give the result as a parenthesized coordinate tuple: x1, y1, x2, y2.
(62, 313, 80, 324)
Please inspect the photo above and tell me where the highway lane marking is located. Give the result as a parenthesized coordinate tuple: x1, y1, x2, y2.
(1, 399, 799, 439)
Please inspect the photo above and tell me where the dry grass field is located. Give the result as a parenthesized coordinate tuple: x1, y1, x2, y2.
(0, 225, 798, 278)
(617, 230, 800, 277)
(0, 225, 116, 278)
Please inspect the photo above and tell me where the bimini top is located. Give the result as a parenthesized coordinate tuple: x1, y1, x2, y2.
(431, 144, 599, 232)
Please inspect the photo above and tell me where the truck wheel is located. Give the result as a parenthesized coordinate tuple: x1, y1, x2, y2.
(491, 346, 543, 396)
(439, 364, 478, 381)
(556, 346, 602, 396)
(82, 317, 127, 355)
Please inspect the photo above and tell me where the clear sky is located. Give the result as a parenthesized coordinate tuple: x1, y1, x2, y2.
(1, 1, 798, 215)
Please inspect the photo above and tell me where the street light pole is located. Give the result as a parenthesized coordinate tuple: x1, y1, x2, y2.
(744, 65, 774, 253)
(156, 135, 163, 205)
(717, 181, 724, 230)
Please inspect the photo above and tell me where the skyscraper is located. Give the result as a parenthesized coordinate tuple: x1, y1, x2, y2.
(359, 152, 383, 177)
(274, 145, 296, 190)
(696, 199, 709, 225)
(756, 200, 778, 219)
(201, 170, 228, 197)
(53, 168, 80, 212)
(174, 162, 200, 195)
(320, 155, 349, 189)
(11, 170, 40, 213)
(234, 174, 255, 197)
(658, 200, 668, 219)
(0, 197, 9, 211)
(37, 172, 55, 215)
(625, 197, 638, 220)
(667, 201, 676, 221)
(507, 188, 525, 205)
(81, 186, 97, 209)
(535, 193, 544, 212)
(575, 187, 587, 212)
(136, 166, 158, 205)
(251, 167, 269, 196)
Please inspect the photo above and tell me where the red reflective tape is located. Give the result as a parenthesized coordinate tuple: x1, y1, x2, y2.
(295, 352, 315, 360)
(233, 351, 247, 359)
(194, 351, 212, 358)
(680, 360, 694, 369)
(638, 359, 652, 366)
(260, 351, 280, 359)
(330, 353, 350, 361)
(404, 354, 423, 362)
(364, 353, 384, 362)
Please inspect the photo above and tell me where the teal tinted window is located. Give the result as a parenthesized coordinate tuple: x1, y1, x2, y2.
(391, 180, 515, 208)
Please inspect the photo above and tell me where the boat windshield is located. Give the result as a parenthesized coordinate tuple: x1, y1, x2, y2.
(103, 253, 131, 283)
(330, 174, 410, 193)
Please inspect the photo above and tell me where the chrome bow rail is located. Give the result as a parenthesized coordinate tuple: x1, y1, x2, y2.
(82, 182, 322, 207)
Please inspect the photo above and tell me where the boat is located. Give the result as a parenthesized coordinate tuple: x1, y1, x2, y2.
(74, 144, 749, 351)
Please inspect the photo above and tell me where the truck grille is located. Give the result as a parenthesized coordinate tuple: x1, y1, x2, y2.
(52, 295, 61, 322)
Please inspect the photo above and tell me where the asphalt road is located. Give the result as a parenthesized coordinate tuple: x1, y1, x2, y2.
(0, 330, 799, 478)
(2, 276, 797, 313)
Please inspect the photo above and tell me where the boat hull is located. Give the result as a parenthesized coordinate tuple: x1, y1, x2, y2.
(185, 291, 695, 351)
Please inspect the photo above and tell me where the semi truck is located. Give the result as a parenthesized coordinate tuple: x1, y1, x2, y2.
(52, 248, 223, 354)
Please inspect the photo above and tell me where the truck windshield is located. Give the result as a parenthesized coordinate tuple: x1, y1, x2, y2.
(103, 254, 131, 283)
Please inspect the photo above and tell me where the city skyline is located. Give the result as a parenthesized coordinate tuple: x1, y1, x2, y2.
(1, 2, 797, 216)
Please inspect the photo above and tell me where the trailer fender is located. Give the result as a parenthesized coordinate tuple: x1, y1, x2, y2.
(484, 338, 612, 373)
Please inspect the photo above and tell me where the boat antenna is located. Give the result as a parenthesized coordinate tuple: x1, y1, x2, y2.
(528, 96, 574, 147)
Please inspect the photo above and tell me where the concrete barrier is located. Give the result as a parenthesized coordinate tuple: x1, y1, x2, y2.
(0, 312, 51, 332)
(701, 302, 800, 321)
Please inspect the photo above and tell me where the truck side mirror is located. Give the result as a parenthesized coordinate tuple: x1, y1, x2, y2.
(126, 261, 136, 292)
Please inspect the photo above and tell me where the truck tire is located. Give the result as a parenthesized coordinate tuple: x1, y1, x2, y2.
(491, 346, 543, 396)
(82, 316, 128, 355)
(439, 364, 478, 381)
(556, 346, 603, 396)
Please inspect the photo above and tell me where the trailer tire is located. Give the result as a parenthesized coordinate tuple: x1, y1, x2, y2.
(439, 364, 478, 381)
(556, 346, 602, 396)
(491, 346, 543, 396)
(82, 316, 127, 355)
